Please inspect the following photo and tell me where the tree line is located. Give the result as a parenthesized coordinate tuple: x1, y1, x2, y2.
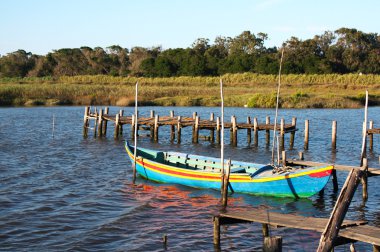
(1, 27, 379, 78)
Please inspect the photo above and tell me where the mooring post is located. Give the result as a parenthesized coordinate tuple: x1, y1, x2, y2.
(119, 110, 124, 136)
(262, 224, 269, 237)
(266, 116, 271, 146)
(317, 165, 365, 252)
(93, 108, 98, 138)
(280, 118, 285, 151)
(222, 159, 231, 208)
(254, 117, 258, 147)
(247, 116, 252, 144)
(361, 157, 368, 201)
(114, 113, 120, 139)
(150, 110, 155, 139)
(177, 116, 182, 144)
(83, 106, 90, 137)
(216, 117, 221, 144)
(290, 117, 297, 149)
(282, 150, 286, 167)
(210, 113, 215, 142)
(170, 110, 175, 142)
(192, 111, 197, 119)
(332, 121, 337, 151)
(192, 112, 197, 138)
(97, 109, 103, 137)
(150, 110, 155, 118)
(102, 107, 109, 136)
(263, 236, 282, 252)
(193, 116, 200, 143)
(231, 116, 237, 146)
(299, 151, 304, 160)
(332, 169, 338, 192)
(304, 120, 309, 150)
(369, 120, 374, 151)
(131, 114, 136, 139)
(213, 216, 221, 248)
(154, 114, 159, 142)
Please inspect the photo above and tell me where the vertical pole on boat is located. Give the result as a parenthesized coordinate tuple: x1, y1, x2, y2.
(133, 81, 138, 184)
(271, 48, 284, 166)
(220, 79, 225, 194)
(360, 90, 369, 200)
(222, 159, 231, 208)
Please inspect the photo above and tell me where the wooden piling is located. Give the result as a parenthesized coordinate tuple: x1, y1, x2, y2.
(263, 236, 282, 252)
(150, 110, 155, 118)
(83, 106, 90, 137)
(247, 116, 251, 144)
(177, 116, 182, 144)
(289, 117, 296, 149)
(102, 107, 109, 136)
(222, 159, 231, 208)
(114, 113, 120, 139)
(332, 169, 339, 192)
(280, 118, 285, 151)
(131, 114, 136, 139)
(192, 112, 197, 119)
(193, 116, 199, 143)
(362, 158, 368, 201)
(369, 120, 374, 151)
(213, 216, 221, 247)
(231, 116, 237, 146)
(304, 120, 309, 150)
(317, 165, 365, 252)
(97, 109, 103, 137)
(299, 151, 304, 160)
(93, 108, 98, 138)
(216, 117, 221, 144)
(262, 224, 269, 237)
(266, 116, 271, 145)
(254, 117, 258, 147)
(332, 121, 337, 150)
(150, 110, 155, 138)
(282, 151, 286, 167)
(154, 115, 159, 142)
(119, 110, 124, 136)
(210, 113, 215, 142)
(170, 111, 175, 142)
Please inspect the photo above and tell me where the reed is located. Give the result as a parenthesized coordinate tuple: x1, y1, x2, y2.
(1, 74, 380, 108)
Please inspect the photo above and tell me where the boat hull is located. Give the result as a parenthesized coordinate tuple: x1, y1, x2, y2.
(125, 142, 333, 198)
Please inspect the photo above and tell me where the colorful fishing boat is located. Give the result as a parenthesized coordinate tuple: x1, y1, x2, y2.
(125, 141, 333, 198)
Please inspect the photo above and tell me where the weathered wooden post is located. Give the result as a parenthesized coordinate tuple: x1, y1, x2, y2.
(150, 110, 155, 118)
(192, 111, 197, 119)
(93, 108, 98, 138)
(213, 216, 221, 248)
(263, 236, 282, 252)
(154, 114, 159, 142)
(210, 113, 215, 142)
(170, 110, 175, 142)
(317, 164, 365, 252)
(216, 117, 221, 144)
(247, 116, 252, 144)
(304, 120, 309, 150)
(131, 114, 136, 139)
(289, 117, 297, 149)
(177, 116, 182, 144)
(231, 116, 237, 146)
(97, 109, 103, 137)
(114, 113, 120, 139)
(102, 107, 109, 136)
(280, 118, 285, 151)
(369, 120, 374, 151)
(119, 110, 124, 136)
(150, 110, 155, 139)
(332, 120, 337, 151)
(282, 150, 286, 167)
(192, 112, 197, 138)
(266, 116, 271, 146)
(193, 116, 200, 143)
(254, 117, 258, 147)
(299, 151, 304, 160)
(83, 106, 90, 137)
(222, 159, 231, 208)
(362, 157, 369, 200)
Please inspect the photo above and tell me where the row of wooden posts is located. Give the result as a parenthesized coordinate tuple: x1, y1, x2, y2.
(82, 106, 380, 151)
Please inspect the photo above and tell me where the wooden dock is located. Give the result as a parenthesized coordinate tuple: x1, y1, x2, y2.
(213, 209, 380, 250)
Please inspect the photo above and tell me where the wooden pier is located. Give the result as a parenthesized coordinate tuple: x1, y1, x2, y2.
(83, 106, 298, 148)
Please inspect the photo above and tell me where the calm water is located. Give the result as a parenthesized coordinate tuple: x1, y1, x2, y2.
(1, 106, 380, 251)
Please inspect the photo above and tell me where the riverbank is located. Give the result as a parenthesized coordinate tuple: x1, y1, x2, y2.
(1, 73, 380, 108)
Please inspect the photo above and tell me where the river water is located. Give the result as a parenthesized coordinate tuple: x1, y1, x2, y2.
(1, 106, 380, 251)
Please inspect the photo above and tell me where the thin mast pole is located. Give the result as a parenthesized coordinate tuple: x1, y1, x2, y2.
(133, 81, 139, 183)
(271, 48, 285, 165)
(220, 79, 225, 176)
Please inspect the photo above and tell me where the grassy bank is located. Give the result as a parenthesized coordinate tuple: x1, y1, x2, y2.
(1, 73, 380, 108)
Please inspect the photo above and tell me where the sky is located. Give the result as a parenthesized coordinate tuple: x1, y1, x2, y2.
(0, 0, 379, 55)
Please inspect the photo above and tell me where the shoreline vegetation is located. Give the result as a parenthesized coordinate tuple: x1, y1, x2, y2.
(1, 73, 380, 108)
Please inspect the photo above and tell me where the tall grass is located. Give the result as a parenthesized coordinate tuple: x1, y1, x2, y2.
(1, 73, 380, 108)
